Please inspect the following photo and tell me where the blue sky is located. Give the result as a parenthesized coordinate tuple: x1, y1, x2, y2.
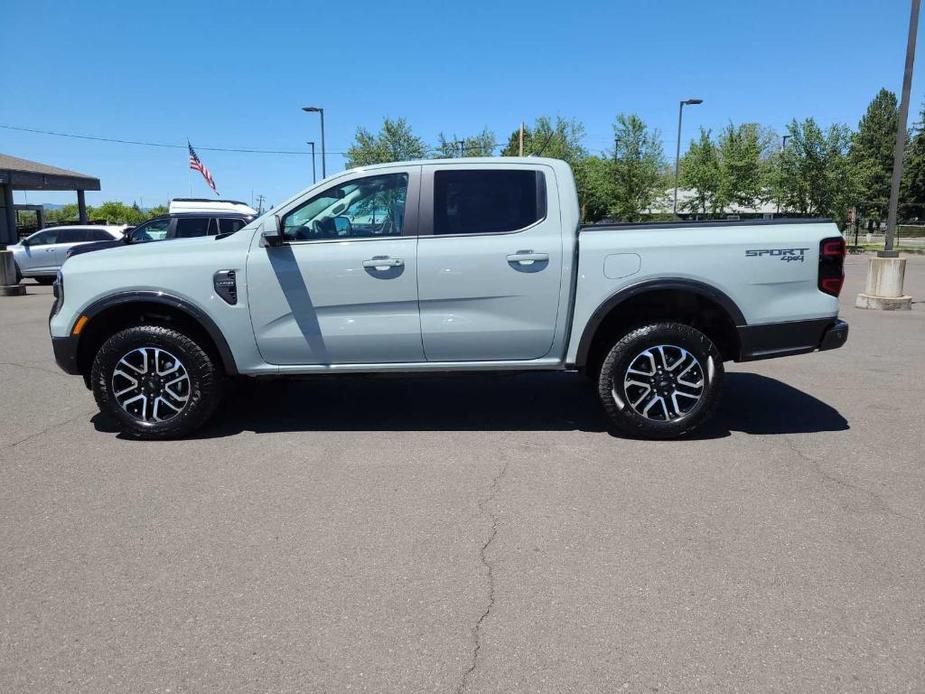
(2, 0, 923, 208)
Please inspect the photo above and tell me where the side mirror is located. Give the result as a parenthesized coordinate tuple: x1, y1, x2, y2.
(261, 215, 284, 247)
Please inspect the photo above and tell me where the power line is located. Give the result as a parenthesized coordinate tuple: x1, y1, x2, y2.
(2, 122, 610, 159)
(0, 124, 318, 155)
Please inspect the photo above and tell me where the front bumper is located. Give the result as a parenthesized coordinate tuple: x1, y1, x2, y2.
(52, 335, 82, 375)
(737, 318, 848, 362)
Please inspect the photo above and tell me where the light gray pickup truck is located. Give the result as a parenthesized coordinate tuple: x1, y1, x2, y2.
(49, 157, 848, 439)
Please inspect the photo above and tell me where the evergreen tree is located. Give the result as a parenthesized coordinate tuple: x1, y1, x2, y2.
(851, 88, 899, 221)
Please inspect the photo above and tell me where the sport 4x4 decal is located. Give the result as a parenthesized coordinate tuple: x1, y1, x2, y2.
(745, 247, 810, 262)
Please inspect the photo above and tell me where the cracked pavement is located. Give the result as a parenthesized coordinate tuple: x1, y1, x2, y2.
(1, 256, 924, 692)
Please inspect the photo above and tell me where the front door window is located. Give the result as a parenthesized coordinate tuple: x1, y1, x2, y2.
(282, 173, 408, 242)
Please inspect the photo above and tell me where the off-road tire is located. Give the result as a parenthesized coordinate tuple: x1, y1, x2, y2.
(91, 325, 223, 439)
(597, 322, 724, 439)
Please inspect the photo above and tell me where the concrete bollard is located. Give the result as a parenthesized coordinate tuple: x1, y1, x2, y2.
(855, 255, 912, 310)
(0, 250, 26, 297)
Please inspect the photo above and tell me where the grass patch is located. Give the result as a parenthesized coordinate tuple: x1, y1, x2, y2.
(849, 244, 925, 255)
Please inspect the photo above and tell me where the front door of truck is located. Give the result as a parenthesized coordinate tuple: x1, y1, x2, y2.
(416, 164, 564, 361)
(247, 166, 423, 365)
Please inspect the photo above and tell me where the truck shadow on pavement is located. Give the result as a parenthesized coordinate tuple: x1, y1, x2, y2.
(93, 372, 848, 440)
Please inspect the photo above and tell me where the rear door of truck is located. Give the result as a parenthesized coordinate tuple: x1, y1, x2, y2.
(415, 162, 564, 361)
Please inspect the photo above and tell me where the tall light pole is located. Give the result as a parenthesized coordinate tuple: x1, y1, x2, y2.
(777, 134, 791, 215)
(884, 0, 920, 255)
(302, 106, 326, 178)
(673, 98, 703, 215)
(307, 141, 316, 184)
(857, 0, 918, 311)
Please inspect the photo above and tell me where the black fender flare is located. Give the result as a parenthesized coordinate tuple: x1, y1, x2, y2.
(572, 278, 747, 368)
(76, 291, 238, 375)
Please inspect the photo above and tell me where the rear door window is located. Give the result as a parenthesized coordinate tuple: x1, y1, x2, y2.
(57, 228, 89, 243)
(433, 169, 546, 236)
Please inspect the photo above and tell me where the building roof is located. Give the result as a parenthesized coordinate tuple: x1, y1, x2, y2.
(0, 153, 100, 191)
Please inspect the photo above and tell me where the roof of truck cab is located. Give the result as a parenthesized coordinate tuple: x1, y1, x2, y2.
(345, 156, 567, 172)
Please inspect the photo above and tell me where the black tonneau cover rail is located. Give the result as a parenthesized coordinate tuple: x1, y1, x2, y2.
(581, 217, 833, 232)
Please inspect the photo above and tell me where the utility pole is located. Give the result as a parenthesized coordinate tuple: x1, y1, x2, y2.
(519, 121, 525, 157)
(673, 98, 703, 216)
(255, 194, 265, 215)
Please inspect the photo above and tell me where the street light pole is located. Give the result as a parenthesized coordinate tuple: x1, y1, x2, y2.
(856, 0, 918, 311)
(673, 98, 703, 216)
(884, 0, 920, 255)
(777, 134, 791, 215)
(302, 106, 326, 179)
(307, 141, 316, 184)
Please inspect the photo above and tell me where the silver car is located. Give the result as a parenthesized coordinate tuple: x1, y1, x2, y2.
(9, 225, 125, 284)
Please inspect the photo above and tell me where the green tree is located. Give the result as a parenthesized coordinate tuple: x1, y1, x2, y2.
(573, 156, 614, 222)
(434, 128, 496, 158)
(901, 99, 925, 219)
(502, 116, 604, 220)
(851, 88, 899, 221)
(777, 118, 858, 228)
(679, 127, 721, 213)
(92, 201, 148, 224)
(716, 122, 775, 210)
(609, 113, 666, 221)
(501, 116, 586, 161)
(43, 204, 80, 224)
(345, 117, 428, 168)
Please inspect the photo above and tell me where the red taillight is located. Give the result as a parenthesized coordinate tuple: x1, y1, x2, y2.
(818, 237, 846, 297)
(821, 239, 846, 257)
(820, 276, 844, 295)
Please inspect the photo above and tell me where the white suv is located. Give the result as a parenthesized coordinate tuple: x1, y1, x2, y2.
(9, 225, 126, 284)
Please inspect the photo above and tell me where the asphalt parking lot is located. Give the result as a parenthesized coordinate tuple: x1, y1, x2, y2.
(1, 255, 923, 693)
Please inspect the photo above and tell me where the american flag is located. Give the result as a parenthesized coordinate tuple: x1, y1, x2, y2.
(188, 141, 218, 195)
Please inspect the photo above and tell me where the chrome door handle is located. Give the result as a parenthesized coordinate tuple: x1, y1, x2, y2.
(506, 250, 549, 264)
(362, 256, 404, 269)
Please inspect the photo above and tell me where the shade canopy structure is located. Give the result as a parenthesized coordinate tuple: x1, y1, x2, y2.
(0, 153, 101, 245)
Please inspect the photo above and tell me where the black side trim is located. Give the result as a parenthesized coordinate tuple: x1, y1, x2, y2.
(737, 318, 846, 361)
(78, 291, 239, 375)
(572, 279, 747, 368)
(52, 335, 81, 375)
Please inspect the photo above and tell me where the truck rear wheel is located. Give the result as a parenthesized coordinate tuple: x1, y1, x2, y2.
(91, 325, 223, 439)
(597, 322, 724, 439)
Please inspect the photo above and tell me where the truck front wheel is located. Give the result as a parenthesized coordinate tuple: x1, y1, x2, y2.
(91, 325, 223, 439)
(597, 322, 724, 439)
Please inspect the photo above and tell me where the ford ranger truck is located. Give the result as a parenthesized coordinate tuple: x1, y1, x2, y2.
(48, 158, 848, 440)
